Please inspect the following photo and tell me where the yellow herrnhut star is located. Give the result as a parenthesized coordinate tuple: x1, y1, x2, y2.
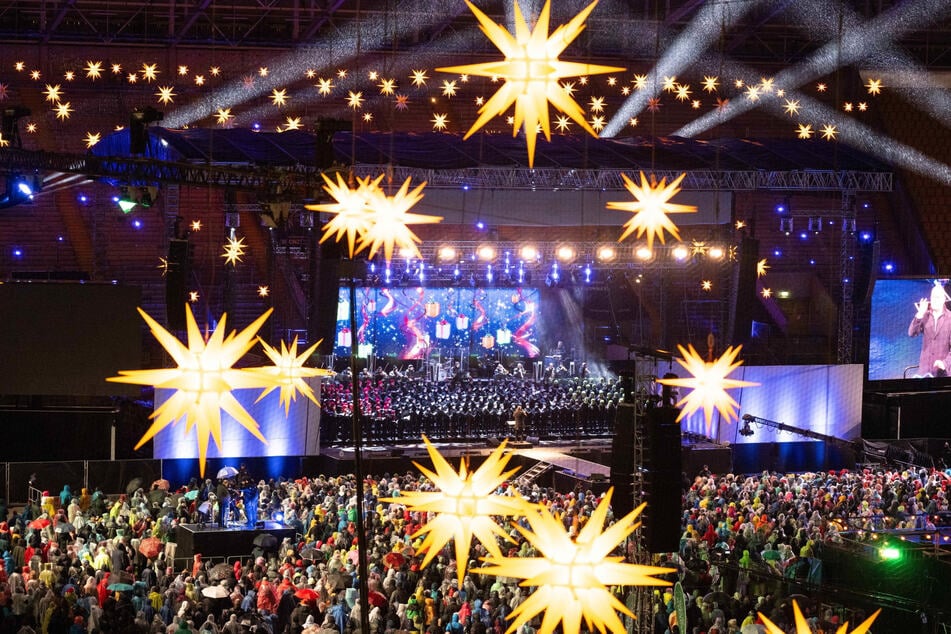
(250, 338, 334, 414)
(108, 306, 277, 476)
(284, 116, 302, 131)
(381, 437, 531, 586)
(821, 124, 838, 140)
(410, 69, 428, 87)
(760, 600, 878, 634)
(441, 80, 458, 97)
(257, 285, 269, 297)
(177, 65, 189, 76)
(357, 177, 440, 262)
(757, 258, 769, 277)
(270, 88, 289, 107)
(588, 96, 605, 112)
(783, 99, 800, 116)
(44, 84, 62, 102)
(378, 78, 397, 95)
(657, 344, 759, 429)
(476, 490, 674, 634)
(215, 108, 233, 125)
(83, 131, 101, 148)
(436, 0, 624, 167)
(306, 173, 382, 257)
(607, 171, 697, 248)
(346, 91, 364, 109)
(761, 288, 772, 298)
(555, 115, 571, 132)
(191, 220, 202, 232)
(54, 102, 73, 121)
(84, 61, 103, 79)
(156, 86, 176, 105)
(632, 74, 648, 90)
(865, 78, 883, 95)
(431, 113, 449, 131)
(316, 78, 334, 96)
(796, 123, 813, 139)
(141, 63, 159, 82)
(701, 280, 712, 291)
(662, 76, 678, 92)
(702, 76, 719, 93)
(222, 236, 247, 265)
(675, 84, 692, 101)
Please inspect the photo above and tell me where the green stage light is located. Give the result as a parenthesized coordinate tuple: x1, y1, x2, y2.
(117, 199, 137, 213)
(879, 545, 901, 561)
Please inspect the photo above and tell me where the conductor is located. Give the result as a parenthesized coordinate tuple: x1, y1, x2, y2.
(513, 405, 527, 441)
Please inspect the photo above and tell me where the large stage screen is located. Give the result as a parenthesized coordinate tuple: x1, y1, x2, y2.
(333, 286, 542, 360)
(869, 277, 951, 381)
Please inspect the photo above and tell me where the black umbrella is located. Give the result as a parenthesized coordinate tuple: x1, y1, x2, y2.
(125, 478, 145, 495)
(148, 489, 167, 506)
(253, 533, 278, 549)
(209, 562, 233, 582)
(54, 522, 75, 534)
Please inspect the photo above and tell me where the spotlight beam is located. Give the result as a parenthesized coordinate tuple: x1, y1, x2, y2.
(674, 0, 951, 138)
(603, 0, 761, 137)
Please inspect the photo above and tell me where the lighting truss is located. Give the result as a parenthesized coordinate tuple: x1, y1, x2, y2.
(353, 164, 892, 192)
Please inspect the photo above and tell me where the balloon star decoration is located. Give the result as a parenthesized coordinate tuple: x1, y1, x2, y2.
(760, 600, 879, 634)
(436, 0, 624, 167)
(382, 437, 530, 586)
(657, 344, 759, 430)
(108, 305, 328, 475)
(252, 337, 333, 414)
(475, 489, 674, 634)
(607, 171, 698, 248)
(306, 174, 441, 263)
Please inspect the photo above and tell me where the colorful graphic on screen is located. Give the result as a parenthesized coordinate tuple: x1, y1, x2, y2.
(869, 277, 951, 380)
(334, 286, 541, 359)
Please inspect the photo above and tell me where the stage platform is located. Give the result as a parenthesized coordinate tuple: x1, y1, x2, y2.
(174, 522, 296, 564)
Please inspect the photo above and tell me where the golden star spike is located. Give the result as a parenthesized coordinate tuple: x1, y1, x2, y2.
(248, 337, 334, 414)
(702, 75, 719, 93)
(657, 344, 759, 429)
(306, 173, 382, 257)
(54, 102, 73, 121)
(760, 601, 879, 634)
(783, 99, 800, 116)
(44, 84, 62, 102)
(156, 86, 176, 105)
(436, 0, 624, 167)
(476, 490, 674, 634)
(215, 108, 233, 125)
(607, 171, 697, 249)
(821, 124, 838, 140)
(83, 131, 101, 148)
(222, 236, 247, 265)
(756, 258, 769, 277)
(270, 88, 289, 107)
(381, 437, 531, 586)
(796, 123, 813, 139)
(357, 177, 441, 263)
(84, 61, 103, 79)
(316, 78, 334, 96)
(141, 63, 159, 82)
(410, 69, 428, 87)
(108, 306, 277, 476)
(865, 78, 883, 95)
(157, 257, 170, 276)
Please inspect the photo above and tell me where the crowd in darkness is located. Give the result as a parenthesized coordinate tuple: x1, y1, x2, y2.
(319, 375, 624, 445)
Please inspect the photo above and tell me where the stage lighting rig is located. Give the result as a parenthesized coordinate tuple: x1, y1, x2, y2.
(739, 414, 755, 436)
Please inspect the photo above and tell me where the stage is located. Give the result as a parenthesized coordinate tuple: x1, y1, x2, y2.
(173, 521, 296, 564)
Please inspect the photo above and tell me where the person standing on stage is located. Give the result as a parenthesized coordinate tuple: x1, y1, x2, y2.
(216, 479, 231, 527)
(908, 282, 951, 377)
(513, 404, 527, 441)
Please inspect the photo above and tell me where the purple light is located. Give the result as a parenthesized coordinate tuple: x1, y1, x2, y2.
(475, 221, 485, 230)
(776, 205, 785, 213)
(252, 122, 262, 131)
(111, 195, 120, 203)
(462, 184, 470, 191)
(12, 248, 22, 257)
(799, 232, 808, 239)
(77, 194, 88, 203)
(883, 262, 895, 273)
(809, 259, 816, 265)
(132, 219, 143, 229)
(860, 232, 873, 242)
(773, 249, 781, 257)
(57, 235, 64, 242)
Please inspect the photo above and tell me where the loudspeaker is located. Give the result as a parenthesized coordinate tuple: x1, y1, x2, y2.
(165, 239, 190, 330)
(642, 406, 682, 553)
(731, 235, 759, 345)
(609, 403, 636, 517)
(646, 407, 682, 473)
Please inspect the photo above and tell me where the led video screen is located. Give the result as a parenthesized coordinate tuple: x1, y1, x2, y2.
(868, 277, 951, 381)
(333, 286, 542, 359)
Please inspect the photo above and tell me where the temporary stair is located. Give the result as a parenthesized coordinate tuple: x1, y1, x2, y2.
(515, 461, 552, 487)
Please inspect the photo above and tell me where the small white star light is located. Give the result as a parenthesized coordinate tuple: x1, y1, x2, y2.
(476, 489, 674, 634)
(381, 437, 532, 586)
(436, 0, 624, 167)
(657, 344, 759, 430)
(756, 258, 769, 277)
(108, 306, 276, 475)
(222, 236, 247, 265)
(607, 172, 697, 248)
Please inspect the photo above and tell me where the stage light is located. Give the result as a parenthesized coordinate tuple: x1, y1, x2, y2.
(132, 219, 143, 229)
(584, 265, 592, 284)
(672, 245, 689, 261)
(77, 193, 88, 203)
(860, 231, 873, 242)
(776, 204, 785, 213)
(879, 544, 901, 561)
(773, 249, 782, 257)
(635, 246, 652, 260)
(273, 511, 284, 523)
(883, 262, 895, 273)
(708, 246, 725, 260)
(12, 248, 23, 258)
(475, 221, 486, 230)
(779, 218, 793, 235)
(520, 245, 539, 261)
(486, 264, 493, 283)
(477, 245, 495, 261)
(556, 246, 575, 262)
(778, 290, 790, 299)
(799, 232, 808, 240)
(808, 217, 822, 233)
(596, 246, 616, 261)
(438, 246, 457, 261)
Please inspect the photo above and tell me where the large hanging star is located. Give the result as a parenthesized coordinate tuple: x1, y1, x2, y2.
(476, 490, 674, 634)
(436, 0, 624, 167)
(657, 344, 759, 429)
(760, 601, 878, 634)
(222, 236, 247, 265)
(108, 306, 277, 475)
(306, 172, 382, 257)
(381, 437, 531, 586)
(357, 177, 441, 262)
(607, 172, 697, 248)
(250, 338, 333, 414)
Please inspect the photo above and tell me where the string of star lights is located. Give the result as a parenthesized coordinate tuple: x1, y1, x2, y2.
(657, 344, 759, 431)
(436, 0, 624, 167)
(607, 171, 697, 248)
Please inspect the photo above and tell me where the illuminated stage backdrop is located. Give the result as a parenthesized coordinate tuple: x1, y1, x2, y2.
(151, 378, 322, 460)
(334, 286, 542, 359)
(676, 364, 864, 444)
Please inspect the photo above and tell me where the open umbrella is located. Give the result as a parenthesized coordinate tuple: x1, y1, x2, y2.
(383, 552, 405, 569)
(253, 533, 278, 549)
(125, 477, 144, 495)
(198, 501, 212, 515)
(138, 537, 163, 559)
(54, 522, 75, 534)
(208, 563, 233, 582)
(151, 479, 170, 490)
(202, 584, 230, 599)
(703, 591, 729, 606)
(217, 466, 239, 480)
(183, 490, 199, 501)
(368, 590, 387, 608)
(28, 518, 50, 530)
(107, 582, 134, 592)
(295, 588, 319, 603)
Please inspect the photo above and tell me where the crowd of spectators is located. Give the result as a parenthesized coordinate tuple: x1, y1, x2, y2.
(319, 376, 624, 445)
(0, 460, 948, 633)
